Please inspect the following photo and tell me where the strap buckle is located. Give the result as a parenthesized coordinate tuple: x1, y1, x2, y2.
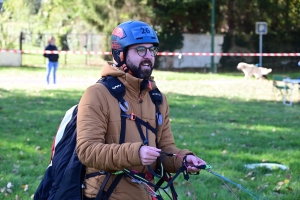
(119, 101, 129, 112)
(130, 113, 136, 120)
(121, 113, 136, 120)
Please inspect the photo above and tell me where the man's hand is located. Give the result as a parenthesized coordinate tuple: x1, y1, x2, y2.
(185, 155, 206, 173)
(139, 146, 161, 166)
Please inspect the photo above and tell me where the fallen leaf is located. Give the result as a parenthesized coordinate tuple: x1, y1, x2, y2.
(7, 182, 13, 189)
(286, 174, 292, 179)
(185, 190, 191, 196)
(257, 186, 261, 190)
(284, 179, 290, 184)
(6, 188, 13, 193)
(245, 171, 254, 178)
(22, 184, 28, 192)
(277, 181, 284, 186)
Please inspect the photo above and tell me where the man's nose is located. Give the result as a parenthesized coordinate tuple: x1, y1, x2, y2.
(144, 49, 152, 58)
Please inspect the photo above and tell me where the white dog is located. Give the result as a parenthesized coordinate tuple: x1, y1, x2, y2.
(237, 62, 272, 80)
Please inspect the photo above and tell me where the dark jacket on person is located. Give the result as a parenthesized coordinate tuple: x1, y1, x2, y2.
(44, 44, 59, 62)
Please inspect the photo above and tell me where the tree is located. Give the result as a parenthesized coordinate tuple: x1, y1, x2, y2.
(219, 0, 300, 69)
(149, 0, 213, 52)
(25, 0, 41, 14)
(0, 0, 33, 49)
(79, 0, 152, 51)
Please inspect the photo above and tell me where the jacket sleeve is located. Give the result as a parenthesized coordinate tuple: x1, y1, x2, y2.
(76, 84, 143, 171)
(55, 46, 59, 59)
(158, 94, 194, 173)
(43, 46, 49, 58)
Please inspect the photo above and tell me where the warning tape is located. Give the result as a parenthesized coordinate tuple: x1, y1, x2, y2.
(158, 52, 300, 56)
(1, 49, 300, 57)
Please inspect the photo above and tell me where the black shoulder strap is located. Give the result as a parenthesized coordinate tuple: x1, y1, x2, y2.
(97, 76, 129, 114)
(97, 76, 127, 144)
(95, 76, 127, 200)
(94, 77, 163, 200)
(148, 88, 163, 126)
(148, 88, 162, 106)
(97, 76, 125, 101)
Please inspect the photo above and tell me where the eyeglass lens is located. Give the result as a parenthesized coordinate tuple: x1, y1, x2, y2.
(136, 46, 158, 57)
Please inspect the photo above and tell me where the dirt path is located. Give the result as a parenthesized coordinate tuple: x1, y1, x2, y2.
(1, 74, 291, 102)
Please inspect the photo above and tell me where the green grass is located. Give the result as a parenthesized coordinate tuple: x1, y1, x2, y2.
(0, 66, 300, 199)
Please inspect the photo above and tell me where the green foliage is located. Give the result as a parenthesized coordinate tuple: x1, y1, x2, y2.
(79, 0, 151, 33)
(149, 0, 215, 67)
(218, 0, 300, 70)
(78, 0, 152, 51)
(24, 0, 41, 14)
(35, 0, 82, 33)
(0, 25, 17, 49)
(0, 1, 22, 49)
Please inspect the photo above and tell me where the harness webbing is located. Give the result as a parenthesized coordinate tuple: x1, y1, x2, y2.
(118, 159, 189, 200)
(95, 108, 127, 200)
(95, 173, 111, 200)
(121, 113, 157, 145)
(93, 76, 163, 200)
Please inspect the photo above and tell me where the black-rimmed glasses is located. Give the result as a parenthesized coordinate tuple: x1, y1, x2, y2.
(128, 46, 158, 57)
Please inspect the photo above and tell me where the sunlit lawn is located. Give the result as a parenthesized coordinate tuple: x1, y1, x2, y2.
(0, 66, 299, 199)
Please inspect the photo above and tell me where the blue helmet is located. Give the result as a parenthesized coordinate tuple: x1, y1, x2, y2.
(111, 20, 159, 66)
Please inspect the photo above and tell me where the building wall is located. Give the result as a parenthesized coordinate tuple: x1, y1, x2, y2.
(0, 52, 22, 66)
(158, 34, 224, 69)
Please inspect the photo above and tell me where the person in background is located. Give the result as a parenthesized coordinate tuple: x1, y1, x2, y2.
(76, 20, 206, 200)
(43, 37, 59, 86)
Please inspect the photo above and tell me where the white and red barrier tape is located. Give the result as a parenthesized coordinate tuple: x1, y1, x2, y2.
(1, 49, 300, 56)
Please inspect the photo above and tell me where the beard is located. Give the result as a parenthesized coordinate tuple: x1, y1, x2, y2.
(126, 58, 153, 79)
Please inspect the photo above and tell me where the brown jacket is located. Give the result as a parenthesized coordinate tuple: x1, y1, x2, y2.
(76, 62, 193, 199)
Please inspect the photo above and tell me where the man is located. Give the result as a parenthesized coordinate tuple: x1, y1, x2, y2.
(76, 20, 206, 200)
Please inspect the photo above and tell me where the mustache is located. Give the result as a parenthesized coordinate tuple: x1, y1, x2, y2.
(139, 59, 153, 68)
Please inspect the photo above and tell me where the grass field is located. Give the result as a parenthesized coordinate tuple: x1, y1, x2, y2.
(0, 65, 300, 200)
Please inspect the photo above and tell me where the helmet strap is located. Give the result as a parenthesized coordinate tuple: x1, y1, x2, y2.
(117, 49, 134, 76)
(119, 63, 134, 76)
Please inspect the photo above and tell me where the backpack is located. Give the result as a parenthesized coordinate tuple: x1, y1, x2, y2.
(34, 76, 163, 200)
